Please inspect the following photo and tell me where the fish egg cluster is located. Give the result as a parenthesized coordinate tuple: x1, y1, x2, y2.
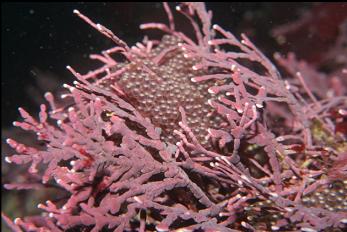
(301, 180, 347, 212)
(100, 35, 223, 145)
(243, 180, 347, 231)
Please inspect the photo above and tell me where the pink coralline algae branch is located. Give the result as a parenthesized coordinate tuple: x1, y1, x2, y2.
(2, 2, 347, 232)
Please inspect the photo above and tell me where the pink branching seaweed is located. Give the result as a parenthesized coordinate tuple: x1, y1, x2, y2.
(2, 2, 347, 232)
